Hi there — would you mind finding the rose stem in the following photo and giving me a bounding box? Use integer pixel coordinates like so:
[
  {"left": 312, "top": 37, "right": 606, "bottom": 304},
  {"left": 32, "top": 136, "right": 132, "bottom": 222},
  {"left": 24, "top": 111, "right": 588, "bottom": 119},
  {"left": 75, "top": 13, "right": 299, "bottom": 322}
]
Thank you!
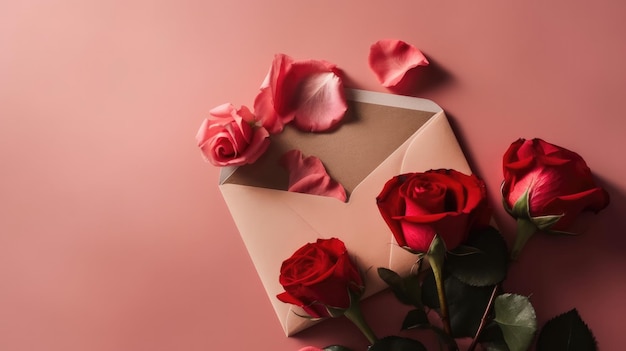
[
  {"left": 467, "top": 284, "right": 499, "bottom": 351},
  {"left": 429, "top": 259, "right": 453, "bottom": 336},
  {"left": 343, "top": 301, "right": 378, "bottom": 345},
  {"left": 510, "top": 218, "right": 537, "bottom": 260},
  {"left": 427, "top": 236, "right": 453, "bottom": 337}
]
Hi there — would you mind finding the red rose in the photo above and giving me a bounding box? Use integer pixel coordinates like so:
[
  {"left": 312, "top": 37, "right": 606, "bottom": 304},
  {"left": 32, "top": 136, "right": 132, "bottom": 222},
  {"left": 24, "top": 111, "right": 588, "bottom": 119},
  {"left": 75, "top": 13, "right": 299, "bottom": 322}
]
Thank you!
[
  {"left": 502, "top": 138, "right": 609, "bottom": 231},
  {"left": 277, "top": 238, "right": 363, "bottom": 318},
  {"left": 196, "top": 103, "right": 270, "bottom": 167},
  {"left": 376, "top": 169, "right": 490, "bottom": 253}
]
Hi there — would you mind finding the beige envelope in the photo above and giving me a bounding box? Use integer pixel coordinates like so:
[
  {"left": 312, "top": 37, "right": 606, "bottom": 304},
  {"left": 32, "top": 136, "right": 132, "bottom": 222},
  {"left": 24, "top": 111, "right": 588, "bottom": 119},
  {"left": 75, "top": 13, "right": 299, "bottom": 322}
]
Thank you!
[{"left": 218, "top": 89, "right": 471, "bottom": 336}]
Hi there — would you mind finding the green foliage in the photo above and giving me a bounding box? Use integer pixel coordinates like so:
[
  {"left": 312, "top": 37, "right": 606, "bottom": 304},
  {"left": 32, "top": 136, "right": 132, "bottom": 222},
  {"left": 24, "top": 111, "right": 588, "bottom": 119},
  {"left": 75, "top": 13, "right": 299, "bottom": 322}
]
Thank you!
[
  {"left": 377, "top": 267, "right": 422, "bottom": 308},
  {"left": 478, "top": 322, "right": 511, "bottom": 351},
  {"left": 448, "top": 226, "right": 509, "bottom": 286},
  {"left": 323, "top": 346, "right": 354, "bottom": 351},
  {"left": 368, "top": 336, "right": 426, "bottom": 351},
  {"left": 422, "top": 271, "right": 495, "bottom": 337},
  {"left": 493, "top": 294, "right": 537, "bottom": 351},
  {"left": 404, "top": 321, "right": 458, "bottom": 351},
  {"left": 536, "top": 309, "right": 597, "bottom": 351},
  {"left": 401, "top": 308, "right": 429, "bottom": 330},
  {"left": 483, "top": 343, "right": 511, "bottom": 351}
]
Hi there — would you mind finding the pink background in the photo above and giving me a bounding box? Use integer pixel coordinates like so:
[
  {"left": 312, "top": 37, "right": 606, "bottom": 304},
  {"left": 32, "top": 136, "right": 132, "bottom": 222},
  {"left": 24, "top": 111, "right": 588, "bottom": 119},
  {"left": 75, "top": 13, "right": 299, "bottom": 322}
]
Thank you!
[{"left": 2, "top": 1, "right": 625, "bottom": 350}]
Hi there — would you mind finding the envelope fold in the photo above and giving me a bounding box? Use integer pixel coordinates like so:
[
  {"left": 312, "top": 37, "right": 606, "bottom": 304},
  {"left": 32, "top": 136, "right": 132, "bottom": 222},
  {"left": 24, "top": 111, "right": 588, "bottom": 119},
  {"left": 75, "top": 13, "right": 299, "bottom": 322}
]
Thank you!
[{"left": 218, "top": 89, "right": 472, "bottom": 336}]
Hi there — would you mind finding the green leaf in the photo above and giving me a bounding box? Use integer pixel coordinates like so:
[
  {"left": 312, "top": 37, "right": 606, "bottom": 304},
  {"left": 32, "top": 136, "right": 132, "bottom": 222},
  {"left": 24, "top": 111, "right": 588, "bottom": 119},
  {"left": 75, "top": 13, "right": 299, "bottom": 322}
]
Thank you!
[
  {"left": 448, "top": 245, "right": 483, "bottom": 256},
  {"left": 484, "top": 343, "right": 511, "bottom": 351},
  {"left": 422, "top": 271, "right": 494, "bottom": 337},
  {"left": 377, "top": 267, "right": 422, "bottom": 307},
  {"left": 378, "top": 267, "right": 405, "bottom": 297},
  {"left": 493, "top": 294, "right": 537, "bottom": 351},
  {"left": 414, "top": 323, "right": 459, "bottom": 351},
  {"left": 448, "top": 226, "right": 509, "bottom": 286},
  {"left": 536, "top": 309, "right": 597, "bottom": 351},
  {"left": 324, "top": 346, "right": 354, "bottom": 351},
  {"left": 478, "top": 323, "right": 511, "bottom": 351},
  {"left": 369, "top": 336, "right": 427, "bottom": 351},
  {"left": 400, "top": 311, "right": 458, "bottom": 351},
  {"left": 401, "top": 308, "right": 429, "bottom": 330}
]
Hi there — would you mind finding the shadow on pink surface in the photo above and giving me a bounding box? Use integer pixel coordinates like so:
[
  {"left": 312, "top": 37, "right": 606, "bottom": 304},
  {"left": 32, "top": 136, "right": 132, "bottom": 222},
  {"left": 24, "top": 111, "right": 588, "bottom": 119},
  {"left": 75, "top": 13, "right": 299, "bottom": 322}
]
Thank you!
[{"left": 387, "top": 56, "right": 455, "bottom": 97}]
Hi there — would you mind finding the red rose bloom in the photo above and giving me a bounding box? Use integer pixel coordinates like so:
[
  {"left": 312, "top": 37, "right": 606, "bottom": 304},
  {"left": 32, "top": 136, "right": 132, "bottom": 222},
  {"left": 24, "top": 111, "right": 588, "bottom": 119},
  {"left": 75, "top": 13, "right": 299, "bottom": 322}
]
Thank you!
[
  {"left": 376, "top": 169, "right": 490, "bottom": 253},
  {"left": 277, "top": 238, "right": 363, "bottom": 318},
  {"left": 502, "top": 138, "right": 609, "bottom": 230}
]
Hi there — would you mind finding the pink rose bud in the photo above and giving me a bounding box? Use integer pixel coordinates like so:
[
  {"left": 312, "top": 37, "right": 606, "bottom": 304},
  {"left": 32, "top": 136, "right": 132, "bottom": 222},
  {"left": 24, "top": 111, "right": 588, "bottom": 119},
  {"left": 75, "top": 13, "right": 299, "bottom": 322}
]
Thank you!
[{"left": 196, "top": 103, "right": 270, "bottom": 167}]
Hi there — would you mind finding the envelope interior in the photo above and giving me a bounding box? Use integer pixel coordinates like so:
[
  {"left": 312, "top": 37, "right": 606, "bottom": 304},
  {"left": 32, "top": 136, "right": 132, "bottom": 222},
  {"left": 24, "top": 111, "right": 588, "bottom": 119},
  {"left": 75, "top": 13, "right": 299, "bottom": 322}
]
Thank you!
[{"left": 222, "top": 101, "right": 435, "bottom": 197}]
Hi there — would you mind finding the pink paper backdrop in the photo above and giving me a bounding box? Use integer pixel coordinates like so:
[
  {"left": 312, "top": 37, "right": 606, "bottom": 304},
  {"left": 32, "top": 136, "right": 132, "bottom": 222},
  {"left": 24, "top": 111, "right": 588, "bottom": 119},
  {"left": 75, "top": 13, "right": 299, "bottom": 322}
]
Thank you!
[{"left": 2, "top": 1, "right": 625, "bottom": 350}]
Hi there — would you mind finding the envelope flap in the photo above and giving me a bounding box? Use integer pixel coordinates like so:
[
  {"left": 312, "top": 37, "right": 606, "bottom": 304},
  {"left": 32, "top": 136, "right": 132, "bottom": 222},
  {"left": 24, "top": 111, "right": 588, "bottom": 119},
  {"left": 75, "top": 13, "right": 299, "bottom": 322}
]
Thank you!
[
  {"left": 401, "top": 111, "right": 471, "bottom": 175},
  {"left": 221, "top": 90, "right": 436, "bottom": 196}
]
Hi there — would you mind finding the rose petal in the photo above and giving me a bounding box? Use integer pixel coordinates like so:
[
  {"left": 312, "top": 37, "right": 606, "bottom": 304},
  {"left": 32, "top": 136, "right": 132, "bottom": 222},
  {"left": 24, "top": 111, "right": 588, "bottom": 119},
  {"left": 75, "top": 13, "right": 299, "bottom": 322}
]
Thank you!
[
  {"left": 253, "top": 54, "right": 295, "bottom": 133},
  {"left": 541, "top": 187, "right": 610, "bottom": 229},
  {"left": 376, "top": 175, "right": 410, "bottom": 247},
  {"left": 208, "top": 103, "right": 236, "bottom": 119},
  {"left": 254, "top": 54, "right": 347, "bottom": 133},
  {"left": 280, "top": 60, "right": 347, "bottom": 132},
  {"left": 279, "top": 150, "right": 347, "bottom": 202},
  {"left": 276, "top": 292, "right": 326, "bottom": 319},
  {"left": 368, "top": 39, "right": 429, "bottom": 88}
]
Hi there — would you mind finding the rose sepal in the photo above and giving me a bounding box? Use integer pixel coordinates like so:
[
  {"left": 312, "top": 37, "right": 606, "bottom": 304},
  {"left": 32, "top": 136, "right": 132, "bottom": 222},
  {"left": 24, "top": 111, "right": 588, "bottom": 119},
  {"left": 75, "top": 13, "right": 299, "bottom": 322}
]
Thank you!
[
  {"left": 507, "top": 185, "right": 571, "bottom": 259},
  {"left": 543, "top": 228, "right": 578, "bottom": 236},
  {"left": 503, "top": 184, "right": 563, "bottom": 224},
  {"left": 402, "top": 246, "right": 426, "bottom": 257},
  {"left": 292, "top": 310, "right": 324, "bottom": 321},
  {"left": 530, "top": 214, "right": 564, "bottom": 230},
  {"left": 509, "top": 186, "right": 531, "bottom": 219},
  {"left": 340, "top": 290, "right": 378, "bottom": 345}
]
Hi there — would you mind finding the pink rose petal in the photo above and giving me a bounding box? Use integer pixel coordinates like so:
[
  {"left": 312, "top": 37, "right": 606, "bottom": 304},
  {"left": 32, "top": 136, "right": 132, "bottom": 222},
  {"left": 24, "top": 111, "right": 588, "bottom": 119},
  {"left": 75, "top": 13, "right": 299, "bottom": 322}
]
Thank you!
[
  {"left": 368, "top": 39, "right": 429, "bottom": 87},
  {"left": 281, "top": 60, "right": 347, "bottom": 132},
  {"left": 254, "top": 54, "right": 347, "bottom": 133},
  {"left": 253, "top": 54, "right": 295, "bottom": 134},
  {"left": 279, "top": 149, "right": 347, "bottom": 202}
]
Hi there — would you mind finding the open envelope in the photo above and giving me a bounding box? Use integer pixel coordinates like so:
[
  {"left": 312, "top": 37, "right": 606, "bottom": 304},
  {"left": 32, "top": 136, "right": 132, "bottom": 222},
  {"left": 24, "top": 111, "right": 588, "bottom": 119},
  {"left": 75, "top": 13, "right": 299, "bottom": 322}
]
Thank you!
[{"left": 218, "top": 89, "right": 472, "bottom": 336}]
